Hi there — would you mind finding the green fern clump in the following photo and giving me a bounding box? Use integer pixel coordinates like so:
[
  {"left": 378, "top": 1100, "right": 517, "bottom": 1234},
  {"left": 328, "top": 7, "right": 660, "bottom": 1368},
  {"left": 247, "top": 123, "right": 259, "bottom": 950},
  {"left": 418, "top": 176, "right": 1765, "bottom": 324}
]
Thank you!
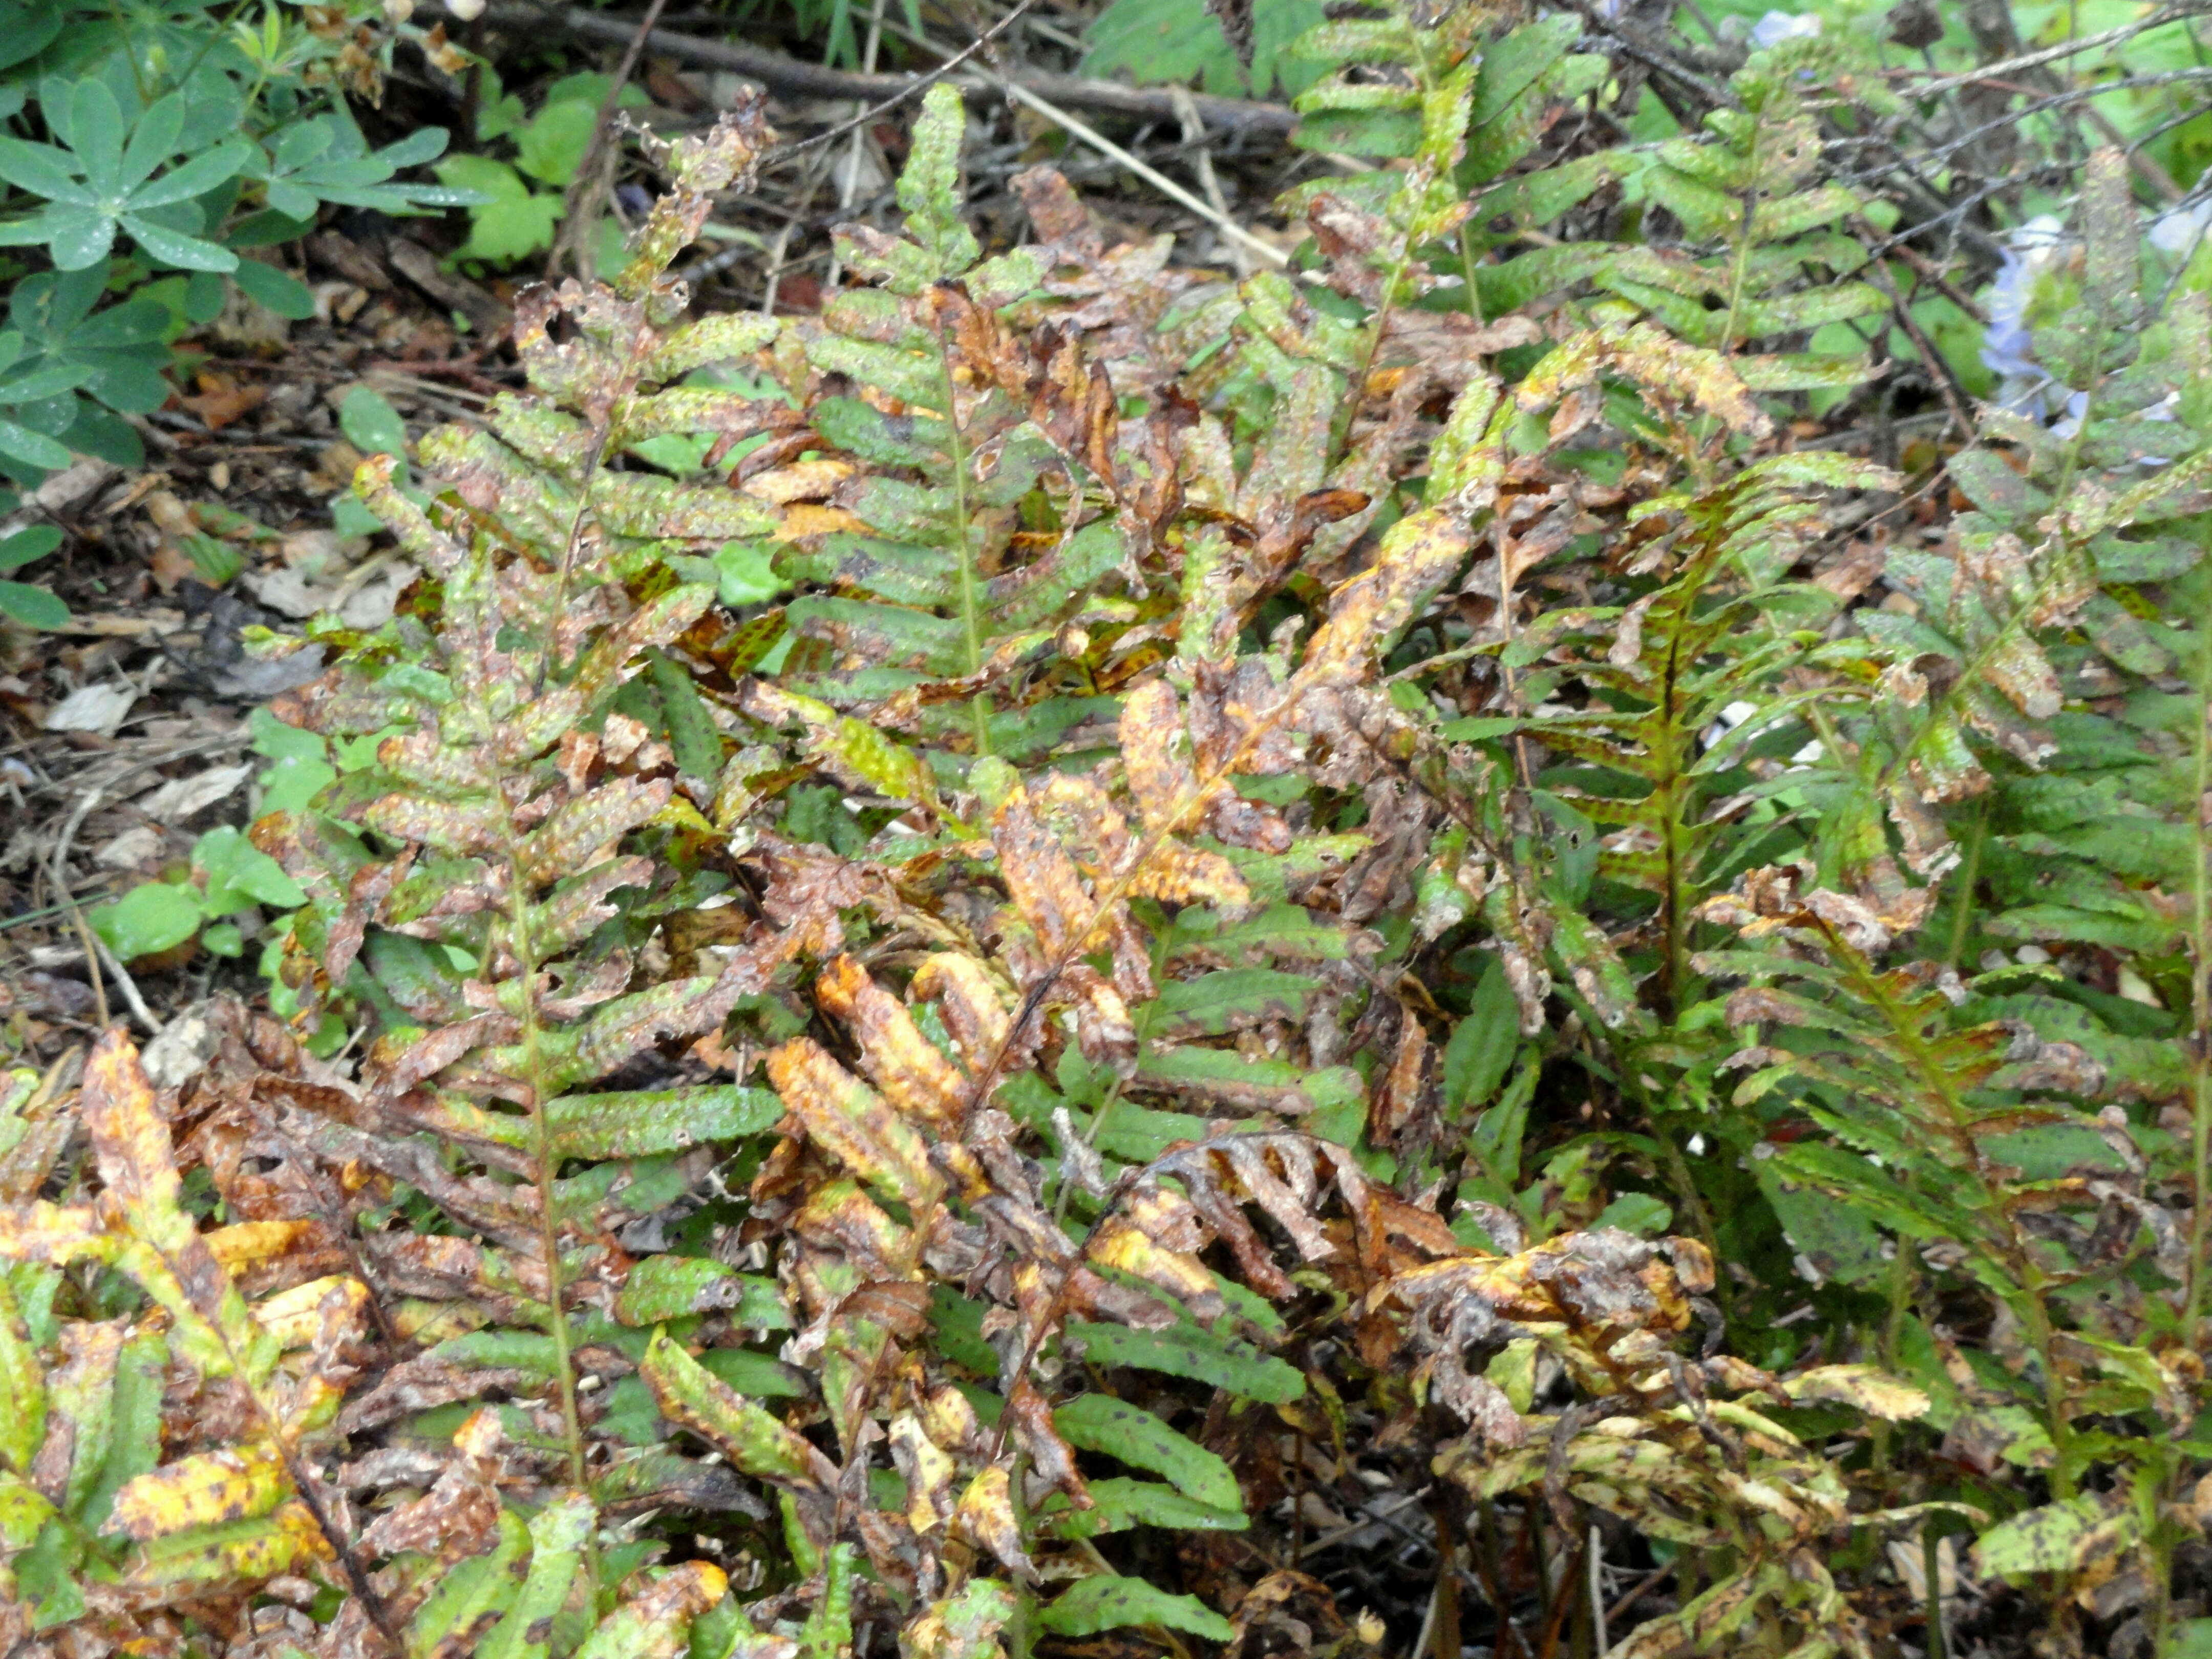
[
  {"left": 255, "top": 101, "right": 806, "bottom": 1573},
  {"left": 771, "top": 96, "right": 1142, "bottom": 770},
  {"left": 13, "top": 3, "right": 2212, "bottom": 1653},
  {"left": 1686, "top": 151, "right": 2212, "bottom": 1644}
]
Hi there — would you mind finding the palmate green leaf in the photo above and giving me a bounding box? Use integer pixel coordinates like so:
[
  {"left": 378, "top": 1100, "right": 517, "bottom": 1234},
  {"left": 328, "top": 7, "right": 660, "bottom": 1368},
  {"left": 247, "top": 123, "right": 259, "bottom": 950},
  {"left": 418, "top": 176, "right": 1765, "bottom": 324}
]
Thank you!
[
  {"left": 123, "top": 216, "right": 238, "bottom": 273},
  {"left": 0, "top": 416, "right": 77, "bottom": 471},
  {"left": 1052, "top": 1394, "right": 1242, "bottom": 1512},
  {"left": 1063, "top": 1320, "right": 1305, "bottom": 1402},
  {"left": 1038, "top": 1576, "right": 1233, "bottom": 1642}
]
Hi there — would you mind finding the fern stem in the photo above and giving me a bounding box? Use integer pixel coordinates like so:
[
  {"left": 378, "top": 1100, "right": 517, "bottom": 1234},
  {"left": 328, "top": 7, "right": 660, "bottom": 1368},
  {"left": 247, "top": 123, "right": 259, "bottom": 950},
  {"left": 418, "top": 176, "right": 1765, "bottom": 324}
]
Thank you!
[
  {"left": 2181, "top": 565, "right": 2212, "bottom": 1350},
  {"left": 1869, "top": 1227, "right": 1916, "bottom": 1475},
  {"left": 497, "top": 800, "right": 591, "bottom": 1498},
  {"left": 1941, "top": 805, "right": 1988, "bottom": 969},
  {"left": 1458, "top": 223, "right": 1486, "bottom": 327},
  {"left": 937, "top": 347, "right": 991, "bottom": 757},
  {"left": 1656, "top": 604, "right": 1694, "bottom": 1024},
  {"left": 1832, "top": 926, "right": 2077, "bottom": 1491}
]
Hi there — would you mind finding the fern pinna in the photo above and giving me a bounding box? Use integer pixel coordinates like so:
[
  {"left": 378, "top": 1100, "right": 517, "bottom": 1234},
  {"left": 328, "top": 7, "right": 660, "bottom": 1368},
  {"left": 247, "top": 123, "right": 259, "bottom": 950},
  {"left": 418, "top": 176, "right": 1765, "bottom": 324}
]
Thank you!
[{"left": 15, "top": 2, "right": 2207, "bottom": 1655}]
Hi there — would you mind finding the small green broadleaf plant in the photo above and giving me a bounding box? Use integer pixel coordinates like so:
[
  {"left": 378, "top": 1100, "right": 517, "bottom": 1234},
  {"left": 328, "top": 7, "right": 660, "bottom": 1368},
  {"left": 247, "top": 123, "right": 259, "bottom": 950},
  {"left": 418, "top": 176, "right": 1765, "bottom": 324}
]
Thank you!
[
  {"left": 0, "top": 8, "right": 479, "bottom": 482},
  {"left": 767, "top": 84, "right": 1159, "bottom": 784},
  {"left": 259, "top": 99, "right": 799, "bottom": 1533},
  {"left": 435, "top": 73, "right": 648, "bottom": 266},
  {"left": 0, "top": 522, "right": 65, "bottom": 627},
  {"left": 0, "top": 266, "right": 172, "bottom": 477},
  {"left": 1082, "top": 0, "right": 1328, "bottom": 98},
  {"left": 90, "top": 827, "right": 307, "bottom": 966}
]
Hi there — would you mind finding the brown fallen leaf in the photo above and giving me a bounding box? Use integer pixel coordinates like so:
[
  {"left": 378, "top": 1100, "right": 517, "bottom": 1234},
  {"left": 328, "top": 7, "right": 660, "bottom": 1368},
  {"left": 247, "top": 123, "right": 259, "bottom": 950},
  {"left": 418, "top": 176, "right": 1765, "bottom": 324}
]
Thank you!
[{"left": 176, "top": 372, "right": 268, "bottom": 431}]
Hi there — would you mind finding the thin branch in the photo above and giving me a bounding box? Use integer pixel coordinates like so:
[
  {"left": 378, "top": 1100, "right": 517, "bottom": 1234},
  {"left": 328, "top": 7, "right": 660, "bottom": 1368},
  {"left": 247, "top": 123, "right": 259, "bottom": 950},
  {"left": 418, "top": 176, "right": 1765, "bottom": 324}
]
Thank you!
[
  {"left": 435, "top": 1, "right": 1299, "bottom": 138},
  {"left": 771, "top": 0, "right": 1046, "bottom": 160},
  {"left": 548, "top": 0, "right": 672, "bottom": 277},
  {"left": 1900, "top": 1, "right": 2212, "bottom": 97},
  {"left": 867, "top": 12, "right": 1291, "bottom": 267},
  {"left": 1923, "top": 66, "right": 2212, "bottom": 172},
  {"left": 1556, "top": 0, "right": 1741, "bottom": 110},
  {"left": 997, "top": 79, "right": 1290, "bottom": 268}
]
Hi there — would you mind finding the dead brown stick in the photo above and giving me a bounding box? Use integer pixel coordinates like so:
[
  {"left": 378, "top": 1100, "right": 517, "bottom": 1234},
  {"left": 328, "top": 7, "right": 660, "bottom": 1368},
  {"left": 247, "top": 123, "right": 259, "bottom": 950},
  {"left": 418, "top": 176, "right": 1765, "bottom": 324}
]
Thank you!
[
  {"left": 548, "top": 0, "right": 671, "bottom": 278},
  {"left": 439, "top": 1, "right": 1299, "bottom": 139}
]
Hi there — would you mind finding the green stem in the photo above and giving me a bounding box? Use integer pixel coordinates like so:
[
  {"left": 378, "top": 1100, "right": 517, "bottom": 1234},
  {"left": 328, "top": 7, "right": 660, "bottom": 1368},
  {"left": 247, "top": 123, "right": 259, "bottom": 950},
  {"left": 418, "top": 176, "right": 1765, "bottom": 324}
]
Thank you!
[
  {"left": 1657, "top": 622, "right": 1695, "bottom": 1024},
  {"left": 497, "top": 806, "right": 589, "bottom": 1497},
  {"left": 1923, "top": 1525, "right": 1948, "bottom": 1659},
  {"left": 2182, "top": 583, "right": 2212, "bottom": 1348},
  {"left": 1943, "top": 806, "right": 1989, "bottom": 969},
  {"left": 1459, "top": 222, "right": 1487, "bottom": 326},
  {"left": 1838, "top": 931, "right": 2074, "bottom": 1484},
  {"left": 1870, "top": 1231, "right": 1916, "bottom": 1475},
  {"left": 937, "top": 349, "right": 990, "bottom": 757}
]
